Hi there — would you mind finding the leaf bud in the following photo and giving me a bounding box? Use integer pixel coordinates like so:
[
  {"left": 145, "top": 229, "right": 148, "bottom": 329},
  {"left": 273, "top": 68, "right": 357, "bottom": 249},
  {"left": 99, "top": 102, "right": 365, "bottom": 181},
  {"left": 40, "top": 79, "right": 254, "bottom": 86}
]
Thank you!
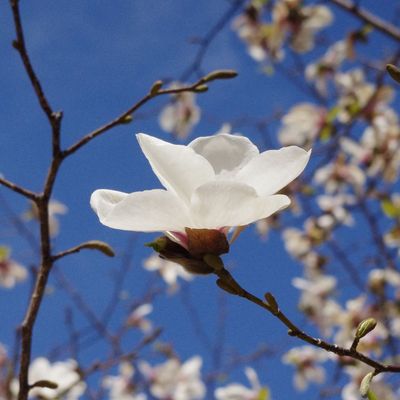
[
  {"left": 202, "top": 69, "right": 238, "bottom": 83},
  {"left": 355, "top": 318, "right": 377, "bottom": 339},
  {"left": 119, "top": 115, "right": 133, "bottom": 124},
  {"left": 264, "top": 292, "right": 279, "bottom": 314},
  {"left": 386, "top": 64, "right": 400, "bottom": 84},
  {"left": 150, "top": 80, "right": 164, "bottom": 95},
  {"left": 145, "top": 237, "right": 168, "bottom": 253},
  {"left": 31, "top": 380, "right": 58, "bottom": 390},
  {"left": 79, "top": 240, "right": 115, "bottom": 257},
  {"left": 193, "top": 84, "right": 208, "bottom": 93},
  {"left": 359, "top": 371, "right": 374, "bottom": 398}
]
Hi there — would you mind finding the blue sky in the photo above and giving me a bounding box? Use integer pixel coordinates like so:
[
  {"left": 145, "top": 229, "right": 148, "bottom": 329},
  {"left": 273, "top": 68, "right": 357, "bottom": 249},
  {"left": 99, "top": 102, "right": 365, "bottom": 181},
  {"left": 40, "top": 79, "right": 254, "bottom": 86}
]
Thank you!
[{"left": 1, "top": 0, "right": 399, "bottom": 399}]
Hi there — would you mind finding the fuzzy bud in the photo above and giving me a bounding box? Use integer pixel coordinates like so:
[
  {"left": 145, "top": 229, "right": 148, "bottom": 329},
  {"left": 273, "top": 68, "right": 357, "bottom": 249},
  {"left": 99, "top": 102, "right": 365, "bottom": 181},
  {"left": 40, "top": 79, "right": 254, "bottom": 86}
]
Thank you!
[{"left": 355, "top": 318, "right": 377, "bottom": 339}]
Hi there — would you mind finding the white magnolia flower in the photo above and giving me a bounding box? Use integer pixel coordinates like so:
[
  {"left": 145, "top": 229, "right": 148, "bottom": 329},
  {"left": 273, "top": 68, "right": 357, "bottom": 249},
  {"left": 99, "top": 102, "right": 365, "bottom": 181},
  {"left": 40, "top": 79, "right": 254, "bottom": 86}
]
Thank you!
[
  {"left": 278, "top": 103, "right": 327, "bottom": 146},
  {"left": 91, "top": 133, "right": 310, "bottom": 245},
  {"left": 11, "top": 358, "right": 85, "bottom": 399},
  {"left": 139, "top": 356, "right": 205, "bottom": 400},
  {"left": 103, "top": 363, "right": 147, "bottom": 400},
  {"left": 143, "top": 254, "right": 192, "bottom": 292},
  {"left": 283, "top": 346, "right": 330, "bottom": 391},
  {"left": 0, "top": 246, "right": 27, "bottom": 289},
  {"left": 159, "top": 85, "right": 200, "bottom": 139},
  {"left": 24, "top": 200, "right": 67, "bottom": 237},
  {"left": 305, "top": 40, "right": 348, "bottom": 95},
  {"left": 126, "top": 303, "right": 153, "bottom": 332},
  {"left": 316, "top": 193, "right": 355, "bottom": 228},
  {"left": 215, "top": 367, "right": 269, "bottom": 400}
]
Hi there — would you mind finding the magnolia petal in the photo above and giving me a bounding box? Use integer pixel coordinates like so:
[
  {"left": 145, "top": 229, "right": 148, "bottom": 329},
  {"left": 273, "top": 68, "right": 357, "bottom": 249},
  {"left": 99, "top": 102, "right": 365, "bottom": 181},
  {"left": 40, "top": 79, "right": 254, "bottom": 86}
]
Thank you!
[
  {"left": 137, "top": 133, "right": 214, "bottom": 203},
  {"left": 236, "top": 146, "right": 311, "bottom": 196},
  {"left": 91, "top": 189, "right": 190, "bottom": 232},
  {"left": 190, "top": 181, "right": 290, "bottom": 228},
  {"left": 189, "top": 133, "right": 259, "bottom": 175}
]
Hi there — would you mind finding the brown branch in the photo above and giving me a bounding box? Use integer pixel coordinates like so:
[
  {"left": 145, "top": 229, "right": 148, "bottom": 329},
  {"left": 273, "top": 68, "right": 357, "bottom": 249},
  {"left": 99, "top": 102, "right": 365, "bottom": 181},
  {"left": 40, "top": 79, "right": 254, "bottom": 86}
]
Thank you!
[
  {"left": 214, "top": 267, "right": 400, "bottom": 375},
  {"left": 0, "top": 177, "right": 37, "bottom": 200},
  {"left": 63, "top": 80, "right": 219, "bottom": 158},
  {"left": 18, "top": 198, "right": 53, "bottom": 400},
  {"left": 329, "top": 0, "right": 400, "bottom": 43},
  {"left": 9, "top": 0, "right": 57, "bottom": 124}
]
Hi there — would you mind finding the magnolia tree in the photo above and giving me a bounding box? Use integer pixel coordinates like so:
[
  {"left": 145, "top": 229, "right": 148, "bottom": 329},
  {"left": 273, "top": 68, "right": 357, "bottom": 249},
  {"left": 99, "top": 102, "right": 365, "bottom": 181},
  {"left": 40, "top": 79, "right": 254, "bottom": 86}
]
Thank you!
[{"left": 1, "top": 0, "right": 400, "bottom": 399}]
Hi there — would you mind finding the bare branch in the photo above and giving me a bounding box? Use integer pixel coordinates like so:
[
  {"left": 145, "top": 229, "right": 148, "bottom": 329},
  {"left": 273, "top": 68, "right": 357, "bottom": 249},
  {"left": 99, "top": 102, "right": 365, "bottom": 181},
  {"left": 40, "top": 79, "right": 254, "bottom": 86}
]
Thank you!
[
  {"left": 0, "top": 177, "right": 38, "bottom": 200},
  {"left": 63, "top": 77, "right": 231, "bottom": 157},
  {"left": 214, "top": 267, "right": 400, "bottom": 375},
  {"left": 9, "top": 0, "right": 55, "bottom": 122},
  {"left": 329, "top": 0, "right": 400, "bottom": 42}
]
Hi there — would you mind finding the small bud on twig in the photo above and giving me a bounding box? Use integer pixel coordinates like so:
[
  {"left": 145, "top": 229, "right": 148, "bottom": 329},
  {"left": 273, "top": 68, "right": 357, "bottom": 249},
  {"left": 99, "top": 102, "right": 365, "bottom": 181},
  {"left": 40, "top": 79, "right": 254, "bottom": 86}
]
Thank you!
[
  {"left": 150, "top": 80, "right": 164, "bottom": 95},
  {"left": 145, "top": 237, "right": 168, "bottom": 253},
  {"left": 359, "top": 371, "right": 374, "bottom": 398},
  {"left": 202, "top": 69, "right": 238, "bottom": 83},
  {"left": 30, "top": 380, "right": 58, "bottom": 390},
  {"left": 193, "top": 84, "right": 208, "bottom": 93},
  {"left": 78, "top": 240, "right": 115, "bottom": 257},
  {"left": 386, "top": 64, "right": 400, "bottom": 84},
  {"left": 119, "top": 115, "right": 133, "bottom": 124},
  {"left": 264, "top": 292, "right": 279, "bottom": 315},
  {"left": 355, "top": 318, "right": 377, "bottom": 339}
]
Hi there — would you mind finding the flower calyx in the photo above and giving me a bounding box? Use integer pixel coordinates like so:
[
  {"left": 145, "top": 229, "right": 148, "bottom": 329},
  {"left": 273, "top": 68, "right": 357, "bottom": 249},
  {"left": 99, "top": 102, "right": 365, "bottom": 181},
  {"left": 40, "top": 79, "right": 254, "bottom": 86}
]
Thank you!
[{"left": 146, "top": 228, "right": 229, "bottom": 275}]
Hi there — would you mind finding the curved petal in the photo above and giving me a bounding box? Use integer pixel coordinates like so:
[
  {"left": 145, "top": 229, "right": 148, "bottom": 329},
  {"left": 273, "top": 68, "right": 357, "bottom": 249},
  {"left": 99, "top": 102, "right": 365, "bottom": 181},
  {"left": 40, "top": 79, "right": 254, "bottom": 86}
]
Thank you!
[
  {"left": 90, "top": 189, "right": 191, "bottom": 232},
  {"left": 236, "top": 146, "right": 311, "bottom": 196},
  {"left": 189, "top": 133, "right": 259, "bottom": 175},
  {"left": 190, "top": 181, "right": 290, "bottom": 228},
  {"left": 137, "top": 133, "right": 215, "bottom": 203}
]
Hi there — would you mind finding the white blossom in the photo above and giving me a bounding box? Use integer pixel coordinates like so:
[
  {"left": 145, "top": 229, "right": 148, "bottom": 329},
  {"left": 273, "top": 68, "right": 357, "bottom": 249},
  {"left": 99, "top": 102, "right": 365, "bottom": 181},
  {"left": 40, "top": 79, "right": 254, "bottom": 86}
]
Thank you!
[
  {"left": 103, "top": 363, "right": 146, "bottom": 400},
  {"left": 91, "top": 133, "right": 310, "bottom": 244},
  {"left": 24, "top": 200, "right": 67, "bottom": 237},
  {"left": 282, "top": 346, "right": 330, "bottom": 391},
  {"left": 159, "top": 84, "right": 200, "bottom": 139},
  {"left": 139, "top": 356, "right": 205, "bottom": 400},
  {"left": 0, "top": 246, "right": 27, "bottom": 289},
  {"left": 11, "top": 358, "right": 85, "bottom": 399},
  {"left": 215, "top": 367, "right": 269, "bottom": 400},
  {"left": 126, "top": 303, "right": 153, "bottom": 332},
  {"left": 279, "top": 103, "right": 327, "bottom": 147}
]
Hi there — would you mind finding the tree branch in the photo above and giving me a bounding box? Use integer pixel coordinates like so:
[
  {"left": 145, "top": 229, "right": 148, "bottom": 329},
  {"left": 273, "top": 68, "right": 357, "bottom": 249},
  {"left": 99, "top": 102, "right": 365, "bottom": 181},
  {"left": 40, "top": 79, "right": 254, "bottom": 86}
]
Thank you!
[
  {"left": 0, "top": 177, "right": 38, "bottom": 200},
  {"left": 329, "top": 0, "right": 400, "bottom": 43},
  {"left": 214, "top": 267, "right": 400, "bottom": 375},
  {"left": 9, "top": 0, "right": 55, "bottom": 123}
]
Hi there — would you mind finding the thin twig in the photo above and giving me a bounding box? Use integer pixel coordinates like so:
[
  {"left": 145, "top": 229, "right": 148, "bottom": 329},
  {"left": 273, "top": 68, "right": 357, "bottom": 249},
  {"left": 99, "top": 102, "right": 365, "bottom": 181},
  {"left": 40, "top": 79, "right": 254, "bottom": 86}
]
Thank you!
[
  {"left": 63, "top": 82, "right": 215, "bottom": 157},
  {"left": 214, "top": 267, "right": 400, "bottom": 374},
  {"left": 0, "top": 177, "right": 37, "bottom": 201},
  {"left": 329, "top": 0, "right": 400, "bottom": 43}
]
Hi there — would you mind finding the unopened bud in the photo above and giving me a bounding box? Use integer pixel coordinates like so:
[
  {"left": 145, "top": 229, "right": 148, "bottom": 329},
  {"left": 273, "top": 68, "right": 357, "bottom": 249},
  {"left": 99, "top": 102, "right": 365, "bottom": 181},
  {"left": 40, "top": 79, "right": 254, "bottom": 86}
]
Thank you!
[
  {"left": 119, "top": 115, "right": 133, "bottom": 124},
  {"left": 145, "top": 237, "right": 168, "bottom": 253},
  {"left": 80, "top": 240, "right": 115, "bottom": 257},
  {"left": 387, "top": 64, "right": 400, "bottom": 84},
  {"left": 264, "top": 292, "right": 279, "bottom": 314},
  {"left": 194, "top": 84, "right": 208, "bottom": 93},
  {"left": 150, "top": 80, "right": 164, "bottom": 95},
  {"left": 31, "top": 380, "right": 58, "bottom": 390},
  {"left": 359, "top": 372, "right": 374, "bottom": 398},
  {"left": 355, "top": 318, "right": 377, "bottom": 339},
  {"left": 202, "top": 69, "right": 238, "bottom": 83}
]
